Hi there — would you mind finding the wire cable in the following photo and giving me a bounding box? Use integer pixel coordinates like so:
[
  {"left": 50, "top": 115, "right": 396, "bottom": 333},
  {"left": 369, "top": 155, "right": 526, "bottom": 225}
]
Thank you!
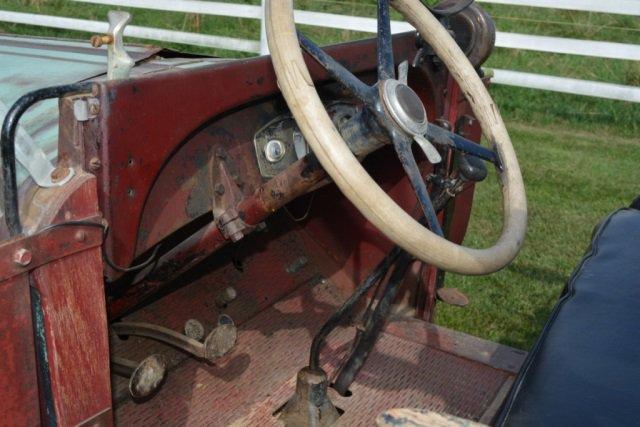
[{"left": 37, "top": 219, "right": 161, "bottom": 273}]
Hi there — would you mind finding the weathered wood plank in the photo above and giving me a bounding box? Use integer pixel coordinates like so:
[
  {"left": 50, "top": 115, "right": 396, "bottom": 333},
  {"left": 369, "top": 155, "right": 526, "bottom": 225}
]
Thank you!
[
  {"left": 0, "top": 274, "right": 41, "bottom": 426},
  {"left": 32, "top": 247, "right": 112, "bottom": 425}
]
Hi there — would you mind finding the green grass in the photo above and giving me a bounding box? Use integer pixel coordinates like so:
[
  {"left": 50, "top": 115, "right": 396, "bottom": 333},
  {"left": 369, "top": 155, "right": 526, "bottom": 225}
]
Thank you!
[
  {"left": 439, "top": 123, "right": 640, "bottom": 349},
  {"left": 1, "top": 0, "right": 638, "bottom": 350}
]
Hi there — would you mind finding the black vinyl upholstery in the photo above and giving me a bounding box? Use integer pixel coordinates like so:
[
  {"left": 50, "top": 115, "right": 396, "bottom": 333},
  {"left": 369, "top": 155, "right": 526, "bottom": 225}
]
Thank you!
[{"left": 497, "top": 207, "right": 640, "bottom": 426}]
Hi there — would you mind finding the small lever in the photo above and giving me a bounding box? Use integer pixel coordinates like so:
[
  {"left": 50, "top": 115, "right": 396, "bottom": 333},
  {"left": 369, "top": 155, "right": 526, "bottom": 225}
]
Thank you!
[
  {"left": 414, "top": 134, "right": 442, "bottom": 164},
  {"left": 91, "top": 11, "right": 134, "bottom": 80},
  {"left": 398, "top": 60, "right": 409, "bottom": 85}
]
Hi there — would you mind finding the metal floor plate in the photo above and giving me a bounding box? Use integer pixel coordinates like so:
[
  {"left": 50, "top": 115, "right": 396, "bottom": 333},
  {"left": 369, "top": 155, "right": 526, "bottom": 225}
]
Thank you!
[{"left": 113, "top": 279, "right": 513, "bottom": 426}]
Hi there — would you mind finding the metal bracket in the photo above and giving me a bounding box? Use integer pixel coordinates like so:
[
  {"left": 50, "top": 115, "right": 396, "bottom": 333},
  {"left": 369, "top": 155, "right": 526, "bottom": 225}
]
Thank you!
[
  {"left": 211, "top": 151, "right": 254, "bottom": 242},
  {"left": 0, "top": 220, "right": 103, "bottom": 282},
  {"left": 73, "top": 98, "right": 100, "bottom": 122},
  {"left": 0, "top": 100, "right": 74, "bottom": 188},
  {"left": 252, "top": 102, "right": 358, "bottom": 178},
  {"left": 253, "top": 115, "right": 304, "bottom": 179}
]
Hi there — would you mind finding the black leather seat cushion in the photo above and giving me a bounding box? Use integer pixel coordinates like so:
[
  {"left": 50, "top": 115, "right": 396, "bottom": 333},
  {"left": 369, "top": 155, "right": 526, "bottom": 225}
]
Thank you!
[{"left": 498, "top": 207, "right": 640, "bottom": 426}]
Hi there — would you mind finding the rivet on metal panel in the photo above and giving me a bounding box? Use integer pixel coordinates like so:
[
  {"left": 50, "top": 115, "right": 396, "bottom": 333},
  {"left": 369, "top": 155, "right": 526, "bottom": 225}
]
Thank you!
[
  {"left": 89, "top": 157, "right": 102, "bottom": 171},
  {"left": 75, "top": 230, "right": 87, "bottom": 243},
  {"left": 215, "top": 287, "right": 238, "bottom": 308},
  {"left": 286, "top": 256, "right": 309, "bottom": 274},
  {"left": 13, "top": 248, "right": 32, "bottom": 267}
]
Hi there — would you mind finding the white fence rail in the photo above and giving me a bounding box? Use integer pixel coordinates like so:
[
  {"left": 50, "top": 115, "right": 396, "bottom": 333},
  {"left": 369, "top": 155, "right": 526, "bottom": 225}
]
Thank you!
[
  {"left": 479, "top": 0, "right": 640, "bottom": 16},
  {"left": 0, "top": 10, "right": 259, "bottom": 52},
  {"left": 1, "top": 0, "right": 638, "bottom": 102}
]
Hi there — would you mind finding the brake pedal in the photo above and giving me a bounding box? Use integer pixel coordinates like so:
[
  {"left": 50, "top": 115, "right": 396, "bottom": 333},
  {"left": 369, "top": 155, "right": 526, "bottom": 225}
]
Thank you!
[
  {"left": 436, "top": 287, "right": 469, "bottom": 307},
  {"left": 112, "top": 314, "right": 237, "bottom": 363},
  {"left": 203, "top": 314, "right": 237, "bottom": 360},
  {"left": 111, "top": 354, "right": 167, "bottom": 400}
]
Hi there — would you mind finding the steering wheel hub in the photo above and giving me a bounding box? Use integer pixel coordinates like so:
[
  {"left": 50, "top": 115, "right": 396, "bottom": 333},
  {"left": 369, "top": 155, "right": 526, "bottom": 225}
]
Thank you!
[{"left": 381, "top": 79, "right": 428, "bottom": 136}]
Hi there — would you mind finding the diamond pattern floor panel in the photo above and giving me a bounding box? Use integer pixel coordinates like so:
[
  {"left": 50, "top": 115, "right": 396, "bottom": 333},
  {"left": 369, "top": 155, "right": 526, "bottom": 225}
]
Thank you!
[{"left": 114, "top": 279, "right": 511, "bottom": 426}]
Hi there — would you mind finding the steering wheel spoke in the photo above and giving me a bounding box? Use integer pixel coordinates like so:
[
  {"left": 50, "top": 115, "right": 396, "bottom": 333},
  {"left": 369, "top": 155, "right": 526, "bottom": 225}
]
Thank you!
[
  {"left": 393, "top": 136, "right": 444, "bottom": 237},
  {"left": 377, "top": 0, "right": 395, "bottom": 81},
  {"left": 425, "top": 122, "right": 500, "bottom": 167},
  {"left": 298, "top": 32, "right": 376, "bottom": 106}
]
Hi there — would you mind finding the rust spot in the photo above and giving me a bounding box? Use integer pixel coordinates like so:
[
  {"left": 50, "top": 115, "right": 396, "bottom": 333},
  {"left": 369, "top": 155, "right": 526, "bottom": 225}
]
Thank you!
[
  {"left": 270, "top": 189, "right": 285, "bottom": 200},
  {"left": 90, "top": 34, "right": 113, "bottom": 48},
  {"left": 300, "top": 155, "right": 322, "bottom": 179}
]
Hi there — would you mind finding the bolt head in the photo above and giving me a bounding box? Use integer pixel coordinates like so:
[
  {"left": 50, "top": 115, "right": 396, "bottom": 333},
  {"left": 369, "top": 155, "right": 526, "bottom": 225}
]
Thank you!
[
  {"left": 13, "top": 248, "right": 32, "bottom": 267},
  {"left": 75, "top": 230, "right": 86, "bottom": 242},
  {"left": 90, "top": 35, "right": 103, "bottom": 48},
  {"left": 90, "top": 34, "right": 113, "bottom": 48},
  {"left": 435, "top": 118, "right": 452, "bottom": 131},
  {"left": 89, "top": 157, "right": 102, "bottom": 171},
  {"left": 214, "top": 183, "right": 225, "bottom": 195},
  {"left": 230, "top": 232, "right": 244, "bottom": 242}
]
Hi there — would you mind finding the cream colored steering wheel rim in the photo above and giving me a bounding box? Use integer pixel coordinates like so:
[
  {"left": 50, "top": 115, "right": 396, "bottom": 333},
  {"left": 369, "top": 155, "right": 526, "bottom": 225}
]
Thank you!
[{"left": 266, "top": 0, "right": 527, "bottom": 275}]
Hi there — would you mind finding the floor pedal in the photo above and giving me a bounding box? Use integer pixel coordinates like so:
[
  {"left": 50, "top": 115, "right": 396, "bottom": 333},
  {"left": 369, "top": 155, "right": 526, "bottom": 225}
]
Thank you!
[{"left": 437, "top": 287, "right": 469, "bottom": 307}]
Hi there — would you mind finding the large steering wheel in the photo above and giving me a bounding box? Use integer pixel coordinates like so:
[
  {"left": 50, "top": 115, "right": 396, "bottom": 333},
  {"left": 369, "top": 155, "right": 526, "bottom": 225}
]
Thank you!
[{"left": 266, "top": 0, "right": 527, "bottom": 275}]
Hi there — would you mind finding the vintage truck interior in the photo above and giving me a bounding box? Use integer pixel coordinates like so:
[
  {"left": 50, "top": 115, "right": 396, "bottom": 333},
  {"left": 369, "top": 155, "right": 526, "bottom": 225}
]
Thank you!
[{"left": 1, "top": 0, "right": 638, "bottom": 426}]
